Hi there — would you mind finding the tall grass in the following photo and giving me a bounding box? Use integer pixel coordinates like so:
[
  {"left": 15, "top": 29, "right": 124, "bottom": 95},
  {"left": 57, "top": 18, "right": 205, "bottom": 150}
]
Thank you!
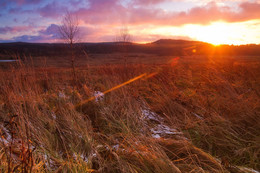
[{"left": 0, "top": 56, "right": 259, "bottom": 172}]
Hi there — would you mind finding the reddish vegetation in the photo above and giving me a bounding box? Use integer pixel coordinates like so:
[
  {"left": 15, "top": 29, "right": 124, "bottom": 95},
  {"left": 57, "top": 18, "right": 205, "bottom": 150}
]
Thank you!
[{"left": 0, "top": 53, "right": 259, "bottom": 172}]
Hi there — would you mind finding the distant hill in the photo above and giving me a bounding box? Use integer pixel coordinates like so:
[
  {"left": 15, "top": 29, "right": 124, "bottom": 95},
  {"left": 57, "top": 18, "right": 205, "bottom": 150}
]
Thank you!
[
  {"left": 0, "top": 39, "right": 260, "bottom": 57},
  {"left": 151, "top": 39, "right": 204, "bottom": 45}
]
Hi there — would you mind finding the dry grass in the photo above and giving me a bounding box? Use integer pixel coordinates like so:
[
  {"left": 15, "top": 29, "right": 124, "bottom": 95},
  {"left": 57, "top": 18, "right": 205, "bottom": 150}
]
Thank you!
[{"left": 0, "top": 55, "right": 259, "bottom": 172}]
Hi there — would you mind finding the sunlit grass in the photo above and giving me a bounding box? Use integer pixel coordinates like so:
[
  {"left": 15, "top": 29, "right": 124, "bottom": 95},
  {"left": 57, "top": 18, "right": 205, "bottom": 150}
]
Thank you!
[{"left": 0, "top": 55, "right": 259, "bottom": 172}]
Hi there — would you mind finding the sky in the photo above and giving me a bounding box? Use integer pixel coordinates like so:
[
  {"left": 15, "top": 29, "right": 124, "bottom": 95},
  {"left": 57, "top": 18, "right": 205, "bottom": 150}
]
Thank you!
[{"left": 0, "top": 0, "right": 260, "bottom": 45}]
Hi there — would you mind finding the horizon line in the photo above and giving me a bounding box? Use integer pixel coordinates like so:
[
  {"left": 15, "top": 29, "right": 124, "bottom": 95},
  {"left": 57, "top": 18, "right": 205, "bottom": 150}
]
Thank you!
[{"left": 1, "top": 39, "right": 260, "bottom": 46}]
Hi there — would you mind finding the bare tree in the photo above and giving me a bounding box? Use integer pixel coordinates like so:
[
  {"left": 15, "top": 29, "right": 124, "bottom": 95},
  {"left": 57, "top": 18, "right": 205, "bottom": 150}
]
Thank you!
[
  {"left": 58, "top": 11, "right": 79, "bottom": 85},
  {"left": 115, "top": 26, "right": 132, "bottom": 65},
  {"left": 116, "top": 26, "right": 131, "bottom": 43}
]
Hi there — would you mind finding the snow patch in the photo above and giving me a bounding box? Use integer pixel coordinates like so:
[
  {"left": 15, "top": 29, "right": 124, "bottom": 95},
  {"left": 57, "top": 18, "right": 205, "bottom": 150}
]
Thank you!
[
  {"left": 94, "top": 91, "right": 104, "bottom": 102},
  {"left": 112, "top": 144, "right": 119, "bottom": 151},
  {"left": 58, "top": 92, "right": 66, "bottom": 99},
  {"left": 152, "top": 134, "right": 161, "bottom": 139},
  {"left": 192, "top": 112, "right": 203, "bottom": 120},
  {"left": 0, "top": 60, "right": 19, "bottom": 62},
  {"left": 0, "top": 124, "right": 13, "bottom": 145},
  {"left": 151, "top": 124, "right": 183, "bottom": 136},
  {"left": 51, "top": 111, "right": 57, "bottom": 120},
  {"left": 237, "top": 167, "right": 260, "bottom": 173},
  {"left": 141, "top": 109, "right": 163, "bottom": 123},
  {"left": 140, "top": 103, "right": 186, "bottom": 140}
]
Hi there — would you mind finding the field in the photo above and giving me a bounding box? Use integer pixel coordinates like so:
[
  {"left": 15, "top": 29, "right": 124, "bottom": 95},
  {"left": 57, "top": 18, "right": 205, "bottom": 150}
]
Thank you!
[{"left": 0, "top": 51, "right": 260, "bottom": 172}]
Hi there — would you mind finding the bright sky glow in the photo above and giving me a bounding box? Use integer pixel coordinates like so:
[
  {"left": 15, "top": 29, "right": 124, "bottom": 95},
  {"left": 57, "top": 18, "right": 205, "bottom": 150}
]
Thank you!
[{"left": 0, "top": 0, "right": 260, "bottom": 45}]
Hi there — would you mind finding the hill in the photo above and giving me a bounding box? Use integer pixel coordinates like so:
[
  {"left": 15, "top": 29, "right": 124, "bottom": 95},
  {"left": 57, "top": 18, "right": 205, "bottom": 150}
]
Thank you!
[{"left": 1, "top": 39, "right": 260, "bottom": 58}]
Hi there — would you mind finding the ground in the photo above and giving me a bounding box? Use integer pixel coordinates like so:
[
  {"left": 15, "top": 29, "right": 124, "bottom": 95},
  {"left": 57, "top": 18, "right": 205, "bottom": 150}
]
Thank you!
[{"left": 0, "top": 53, "right": 259, "bottom": 172}]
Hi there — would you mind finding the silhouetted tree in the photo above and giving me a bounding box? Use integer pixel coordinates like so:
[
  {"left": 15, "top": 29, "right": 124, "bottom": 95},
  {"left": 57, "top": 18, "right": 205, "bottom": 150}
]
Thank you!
[
  {"left": 116, "top": 26, "right": 131, "bottom": 43},
  {"left": 115, "top": 26, "right": 132, "bottom": 65},
  {"left": 58, "top": 11, "right": 79, "bottom": 86}
]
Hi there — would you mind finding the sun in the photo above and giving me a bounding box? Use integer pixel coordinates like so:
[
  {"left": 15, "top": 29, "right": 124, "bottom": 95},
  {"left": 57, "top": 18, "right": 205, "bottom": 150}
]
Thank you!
[
  {"left": 200, "top": 22, "right": 234, "bottom": 45},
  {"left": 185, "top": 21, "right": 246, "bottom": 45}
]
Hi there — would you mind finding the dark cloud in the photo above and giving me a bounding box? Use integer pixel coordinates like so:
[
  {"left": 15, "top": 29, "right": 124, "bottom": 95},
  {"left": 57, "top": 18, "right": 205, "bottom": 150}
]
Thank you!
[
  {"left": 0, "top": 27, "right": 12, "bottom": 34},
  {"left": 39, "top": 24, "right": 59, "bottom": 38},
  {"left": 0, "top": 0, "right": 9, "bottom": 8},
  {"left": 0, "top": 0, "right": 44, "bottom": 10},
  {"left": 69, "top": 0, "right": 82, "bottom": 7},
  {"left": 9, "top": 7, "right": 22, "bottom": 14},
  {"left": 134, "top": 34, "right": 192, "bottom": 43},
  {"left": 38, "top": 1, "right": 67, "bottom": 18},
  {"left": 12, "top": 34, "right": 44, "bottom": 42},
  {"left": 7, "top": 24, "right": 60, "bottom": 42}
]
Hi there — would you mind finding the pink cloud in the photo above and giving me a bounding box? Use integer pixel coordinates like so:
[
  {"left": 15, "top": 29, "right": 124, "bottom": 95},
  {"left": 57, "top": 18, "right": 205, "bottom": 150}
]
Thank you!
[
  {"left": 12, "top": 0, "right": 43, "bottom": 5},
  {"left": 33, "top": 1, "right": 260, "bottom": 26},
  {"left": 74, "top": 0, "right": 126, "bottom": 24},
  {"left": 127, "top": 1, "right": 260, "bottom": 25},
  {"left": 2, "top": 0, "right": 260, "bottom": 43},
  {"left": 132, "top": 0, "right": 168, "bottom": 5},
  {"left": 68, "top": 1, "right": 260, "bottom": 27},
  {"left": 0, "top": 26, "right": 32, "bottom": 34},
  {"left": 238, "top": 2, "right": 260, "bottom": 20}
]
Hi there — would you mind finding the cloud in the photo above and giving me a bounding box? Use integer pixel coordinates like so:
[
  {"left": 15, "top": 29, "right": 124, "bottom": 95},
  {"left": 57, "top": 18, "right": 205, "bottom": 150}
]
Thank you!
[
  {"left": 6, "top": 24, "right": 59, "bottom": 42},
  {"left": 238, "top": 2, "right": 260, "bottom": 20},
  {"left": 69, "top": 0, "right": 82, "bottom": 7},
  {"left": 0, "top": 1, "right": 8, "bottom": 7},
  {"left": 74, "top": 0, "right": 126, "bottom": 24},
  {"left": 1, "top": 0, "right": 260, "bottom": 43},
  {"left": 132, "top": 0, "right": 168, "bottom": 5},
  {"left": 38, "top": 1, "right": 67, "bottom": 18},
  {"left": 0, "top": 26, "right": 31, "bottom": 34},
  {"left": 39, "top": 24, "right": 59, "bottom": 38},
  {"left": 0, "top": 27, "right": 11, "bottom": 34},
  {"left": 12, "top": 34, "right": 44, "bottom": 42},
  {"left": 10, "top": 0, "right": 43, "bottom": 5},
  {"left": 0, "top": 0, "right": 43, "bottom": 10},
  {"left": 5, "top": 23, "right": 100, "bottom": 42},
  {"left": 64, "top": 0, "right": 260, "bottom": 27},
  {"left": 126, "top": 1, "right": 260, "bottom": 26},
  {"left": 181, "top": 1, "right": 260, "bottom": 24},
  {"left": 22, "top": 0, "right": 260, "bottom": 26},
  {"left": 134, "top": 34, "right": 192, "bottom": 43}
]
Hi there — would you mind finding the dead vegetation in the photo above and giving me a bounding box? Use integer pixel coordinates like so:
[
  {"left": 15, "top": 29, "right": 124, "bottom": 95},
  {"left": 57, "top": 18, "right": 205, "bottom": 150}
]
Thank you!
[{"left": 0, "top": 55, "right": 259, "bottom": 172}]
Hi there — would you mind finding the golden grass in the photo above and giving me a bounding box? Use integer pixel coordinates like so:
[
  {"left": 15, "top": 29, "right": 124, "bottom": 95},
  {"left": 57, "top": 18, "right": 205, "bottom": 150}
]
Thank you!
[{"left": 0, "top": 55, "right": 259, "bottom": 172}]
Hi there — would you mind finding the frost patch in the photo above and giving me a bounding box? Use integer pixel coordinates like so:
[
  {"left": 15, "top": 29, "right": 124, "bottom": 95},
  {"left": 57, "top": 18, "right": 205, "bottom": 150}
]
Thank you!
[
  {"left": 0, "top": 125, "right": 11, "bottom": 145},
  {"left": 0, "top": 60, "right": 19, "bottom": 62},
  {"left": 152, "top": 134, "right": 161, "bottom": 139},
  {"left": 237, "top": 167, "right": 260, "bottom": 173},
  {"left": 151, "top": 124, "right": 183, "bottom": 137},
  {"left": 58, "top": 91, "right": 66, "bottom": 99},
  {"left": 94, "top": 91, "right": 104, "bottom": 102},
  {"left": 141, "top": 109, "right": 163, "bottom": 123},
  {"left": 192, "top": 112, "right": 203, "bottom": 120},
  {"left": 140, "top": 103, "right": 187, "bottom": 140},
  {"left": 51, "top": 111, "right": 57, "bottom": 120},
  {"left": 112, "top": 144, "right": 119, "bottom": 151}
]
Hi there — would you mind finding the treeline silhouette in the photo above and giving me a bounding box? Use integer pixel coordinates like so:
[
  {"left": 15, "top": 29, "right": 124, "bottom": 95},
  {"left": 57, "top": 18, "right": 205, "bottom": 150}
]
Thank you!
[{"left": 1, "top": 39, "right": 260, "bottom": 58}]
